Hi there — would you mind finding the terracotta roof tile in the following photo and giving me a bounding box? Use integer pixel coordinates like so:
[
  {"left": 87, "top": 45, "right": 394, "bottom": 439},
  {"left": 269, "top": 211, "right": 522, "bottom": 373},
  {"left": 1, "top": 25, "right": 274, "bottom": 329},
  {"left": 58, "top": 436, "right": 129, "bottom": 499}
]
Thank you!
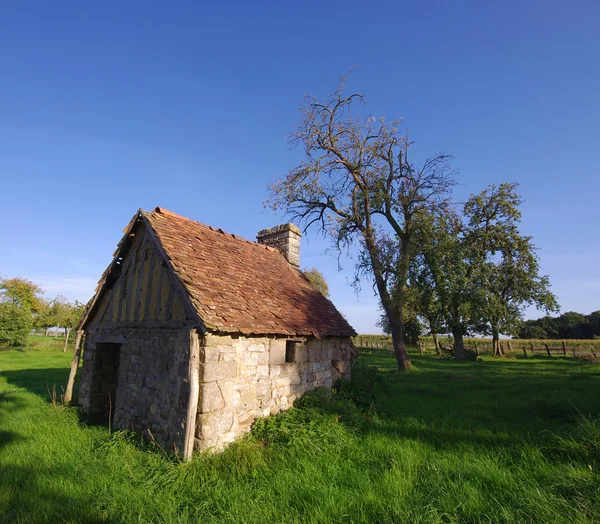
[{"left": 142, "top": 208, "right": 356, "bottom": 338}]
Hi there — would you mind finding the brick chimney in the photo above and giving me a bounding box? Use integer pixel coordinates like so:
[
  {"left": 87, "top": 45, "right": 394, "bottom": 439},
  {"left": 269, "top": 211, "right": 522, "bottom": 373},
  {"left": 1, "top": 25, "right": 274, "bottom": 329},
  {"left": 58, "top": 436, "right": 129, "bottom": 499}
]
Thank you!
[{"left": 256, "top": 224, "right": 301, "bottom": 267}]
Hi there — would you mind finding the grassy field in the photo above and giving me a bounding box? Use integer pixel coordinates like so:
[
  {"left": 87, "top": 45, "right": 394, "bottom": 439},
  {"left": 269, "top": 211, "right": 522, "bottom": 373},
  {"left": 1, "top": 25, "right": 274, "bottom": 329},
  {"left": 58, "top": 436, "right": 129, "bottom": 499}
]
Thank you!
[
  {"left": 354, "top": 334, "right": 600, "bottom": 356},
  {"left": 1, "top": 337, "right": 599, "bottom": 522}
]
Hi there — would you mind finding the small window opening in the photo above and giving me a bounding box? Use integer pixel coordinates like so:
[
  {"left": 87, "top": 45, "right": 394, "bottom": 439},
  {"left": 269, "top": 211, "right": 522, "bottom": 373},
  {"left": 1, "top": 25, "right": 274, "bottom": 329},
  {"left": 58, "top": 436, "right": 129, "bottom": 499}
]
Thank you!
[{"left": 285, "top": 340, "right": 297, "bottom": 363}]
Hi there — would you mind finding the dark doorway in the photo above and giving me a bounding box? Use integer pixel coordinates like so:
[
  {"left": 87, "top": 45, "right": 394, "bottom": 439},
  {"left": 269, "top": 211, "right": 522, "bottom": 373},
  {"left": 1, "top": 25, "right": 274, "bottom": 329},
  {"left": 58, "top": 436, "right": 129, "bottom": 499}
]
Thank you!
[{"left": 91, "top": 342, "right": 122, "bottom": 422}]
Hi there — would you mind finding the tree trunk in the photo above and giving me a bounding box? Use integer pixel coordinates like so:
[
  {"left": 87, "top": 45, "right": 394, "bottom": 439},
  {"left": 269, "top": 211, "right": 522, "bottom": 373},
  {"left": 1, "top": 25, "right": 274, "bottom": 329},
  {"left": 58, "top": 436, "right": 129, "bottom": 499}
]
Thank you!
[
  {"left": 54, "top": 326, "right": 59, "bottom": 338},
  {"left": 432, "top": 333, "right": 440, "bottom": 355},
  {"left": 64, "top": 331, "right": 84, "bottom": 404},
  {"left": 63, "top": 328, "right": 71, "bottom": 352},
  {"left": 418, "top": 340, "right": 424, "bottom": 355},
  {"left": 390, "top": 316, "right": 412, "bottom": 370},
  {"left": 452, "top": 325, "right": 467, "bottom": 361},
  {"left": 492, "top": 328, "right": 501, "bottom": 357}
]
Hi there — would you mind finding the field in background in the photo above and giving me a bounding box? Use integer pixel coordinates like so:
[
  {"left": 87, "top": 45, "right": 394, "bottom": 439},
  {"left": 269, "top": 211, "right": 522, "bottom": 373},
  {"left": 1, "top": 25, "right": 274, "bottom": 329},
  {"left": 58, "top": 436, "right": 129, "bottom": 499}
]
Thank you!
[
  {"left": 1, "top": 337, "right": 599, "bottom": 522},
  {"left": 354, "top": 334, "right": 600, "bottom": 357}
]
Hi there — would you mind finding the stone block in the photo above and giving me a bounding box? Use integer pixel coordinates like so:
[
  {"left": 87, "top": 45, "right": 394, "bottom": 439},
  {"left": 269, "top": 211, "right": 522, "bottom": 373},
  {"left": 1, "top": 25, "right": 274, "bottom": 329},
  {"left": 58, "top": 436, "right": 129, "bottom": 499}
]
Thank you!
[
  {"left": 238, "top": 410, "right": 256, "bottom": 429},
  {"left": 332, "top": 345, "right": 343, "bottom": 361},
  {"left": 196, "top": 411, "right": 234, "bottom": 441},
  {"left": 240, "top": 390, "right": 256, "bottom": 408},
  {"left": 275, "top": 376, "right": 291, "bottom": 387},
  {"left": 256, "top": 383, "right": 271, "bottom": 401},
  {"left": 199, "top": 361, "right": 237, "bottom": 382},
  {"left": 332, "top": 360, "right": 352, "bottom": 375},
  {"left": 295, "top": 346, "right": 308, "bottom": 362},
  {"left": 331, "top": 368, "right": 341, "bottom": 383},
  {"left": 218, "top": 350, "right": 236, "bottom": 362},
  {"left": 280, "top": 362, "right": 299, "bottom": 376},
  {"left": 201, "top": 347, "right": 219, "bottom": 362},
  {"left": 269, "top": 340, "right": 286, "bottom": 365},
  {"left": 314, "top": 370, "right": 331, "bottom": 383},
  {"left": 198, "top": 381, "right": 226, "bottom": 413},
  {"left": 307, "top": 343, "right": 321, "bottom": 362},
  {"left": 276, "top": 375, "right": 301, "bottom": 388}
]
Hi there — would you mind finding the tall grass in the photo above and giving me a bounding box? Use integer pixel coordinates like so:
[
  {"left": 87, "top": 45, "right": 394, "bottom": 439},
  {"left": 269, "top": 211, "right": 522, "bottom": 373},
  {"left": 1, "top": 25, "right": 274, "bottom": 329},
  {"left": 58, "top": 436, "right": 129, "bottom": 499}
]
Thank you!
[{"left": 1, "top": 340, "right": 599, "bottom": 522}]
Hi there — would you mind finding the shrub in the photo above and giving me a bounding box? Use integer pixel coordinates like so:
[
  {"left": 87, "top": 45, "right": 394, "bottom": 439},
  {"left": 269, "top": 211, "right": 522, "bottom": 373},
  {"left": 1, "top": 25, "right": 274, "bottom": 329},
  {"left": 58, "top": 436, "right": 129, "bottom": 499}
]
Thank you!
[
  {"left": 438, "top": 344, "right": 479, "bottom": 361},
  {"left": 250, "top": 364, "right": 388, "bottom": 450},
  {"left": 0, "top": 302, "right": 32, "bottom": 346}
]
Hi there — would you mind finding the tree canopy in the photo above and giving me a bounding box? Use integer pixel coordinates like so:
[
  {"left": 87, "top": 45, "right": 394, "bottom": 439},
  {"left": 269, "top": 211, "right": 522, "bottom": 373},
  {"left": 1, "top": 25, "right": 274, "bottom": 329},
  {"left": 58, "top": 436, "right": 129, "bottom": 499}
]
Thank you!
[
  {"left": 303, "top": 268, "right": 330, "bottom": 298},
  {"left": 0, "top": 277, "right": 44, "bottom": 313},
  {"left": 411, "top": 183, "right": 557, "bottom": 359},
  {"left": 268, "top": 75, "right": 454, "bottom": 370},
  {"left": 518, "top": 311, "right": 600, "bottom": 339}
]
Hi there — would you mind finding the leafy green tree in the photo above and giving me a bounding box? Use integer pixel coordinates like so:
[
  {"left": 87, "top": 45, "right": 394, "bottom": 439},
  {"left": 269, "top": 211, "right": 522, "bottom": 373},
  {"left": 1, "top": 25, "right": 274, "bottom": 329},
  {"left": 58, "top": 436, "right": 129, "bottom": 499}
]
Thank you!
[
  {"left": 0, "top": 277, "right": 43, "bottom": 345},
  {"left": 40, "top": 295, "right": 85, "bottom": 347},
  {"left": 303, "top": 268, "right": 330, "bottom": 298},
  {"left": 268, "top": 75, "right": 454, "bottom": 370},
  {"left": 0, "top": 277, "right": 44, "bottom": 313},
  {"left": 536, "top": 315, "right": 560, "bottom": 339},
  {"left": 408, "top": 256, "right": 445, "bottom": 352},
  {"left": 517, "top": 324, "right": 548, "bottom": 339},
  {"left": 414, "top": 207, "right": 488, "bottom": 360},
  {"left": 0, "top": 302, "right": 32, "bottom": 346},
  {"left": 558, "top": 311, "right": 587, "bottom": 339},
  {"left": 377, "top": 297, "right": 423, "bottom": 345},
  {"left": 464, "top": 183, "right": 559, "bottom": 356},
  {"left": 586, "top": 311, "right": 600, "bottom": 338}
]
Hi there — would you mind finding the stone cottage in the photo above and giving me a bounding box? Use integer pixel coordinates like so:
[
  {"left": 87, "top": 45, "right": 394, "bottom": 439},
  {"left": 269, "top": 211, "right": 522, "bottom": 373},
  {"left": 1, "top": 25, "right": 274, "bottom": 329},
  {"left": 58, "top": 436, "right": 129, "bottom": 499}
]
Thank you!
[{"left": 74, "top": 207, "right": 356, "bottom": 458}]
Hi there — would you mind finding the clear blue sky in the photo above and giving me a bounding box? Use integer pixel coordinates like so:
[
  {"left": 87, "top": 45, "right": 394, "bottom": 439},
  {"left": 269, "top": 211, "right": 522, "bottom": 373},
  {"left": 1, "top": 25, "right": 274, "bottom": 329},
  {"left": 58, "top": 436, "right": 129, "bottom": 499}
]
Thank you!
[{"left": 1, "top": 1, "right": 598, "bottom": 333}]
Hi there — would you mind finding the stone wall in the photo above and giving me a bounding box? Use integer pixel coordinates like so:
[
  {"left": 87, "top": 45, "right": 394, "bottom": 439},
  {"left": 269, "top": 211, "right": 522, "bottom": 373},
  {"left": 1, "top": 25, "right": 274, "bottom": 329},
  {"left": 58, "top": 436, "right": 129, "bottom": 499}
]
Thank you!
[
  {"left": 79, "top": 327, "right": 191, "bottom": 452},
  {"left": 195, "top": 334, "right": 356, "bottom": 451},
  {"left": 78, "top": 327, "right": 356, "bottom": 455}
]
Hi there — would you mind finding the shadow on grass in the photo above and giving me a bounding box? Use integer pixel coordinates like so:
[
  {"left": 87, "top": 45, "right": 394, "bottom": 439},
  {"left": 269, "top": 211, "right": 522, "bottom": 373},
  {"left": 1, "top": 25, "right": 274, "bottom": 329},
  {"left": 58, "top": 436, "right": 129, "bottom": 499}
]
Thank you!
[
  {"left": 317, "top": 349, "right": 600, "bottom": 454},
  {"left": 0, "top": 462, "right": 114, "bottom": 523},
  {"left": 0, "top": 391, "right": 27, "bottom": 449},
  {"left": 2, "top": 368, "right": 71, "bottom": 402}
]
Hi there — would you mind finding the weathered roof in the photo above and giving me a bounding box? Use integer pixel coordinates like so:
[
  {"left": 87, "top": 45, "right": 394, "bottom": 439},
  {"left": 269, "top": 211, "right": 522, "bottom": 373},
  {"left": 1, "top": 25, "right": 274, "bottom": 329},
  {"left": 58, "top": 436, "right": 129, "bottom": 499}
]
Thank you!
[{"left": 137, "top": 207, "right": 355, "bottom": 338}]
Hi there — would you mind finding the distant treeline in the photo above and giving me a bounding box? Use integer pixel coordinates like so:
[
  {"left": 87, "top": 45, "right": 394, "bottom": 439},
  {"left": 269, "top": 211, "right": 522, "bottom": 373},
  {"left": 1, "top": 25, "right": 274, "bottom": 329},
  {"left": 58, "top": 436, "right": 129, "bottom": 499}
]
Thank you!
[{"left": 518, "top": 311, "right": 600, "bottom": 340}]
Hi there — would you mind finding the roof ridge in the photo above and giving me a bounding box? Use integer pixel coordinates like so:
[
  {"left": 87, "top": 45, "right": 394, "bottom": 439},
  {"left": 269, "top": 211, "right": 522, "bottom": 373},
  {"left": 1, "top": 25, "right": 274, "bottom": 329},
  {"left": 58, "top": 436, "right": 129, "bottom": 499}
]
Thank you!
[{"left": 149, "top": 207, "right": 284, "bottom": 253}]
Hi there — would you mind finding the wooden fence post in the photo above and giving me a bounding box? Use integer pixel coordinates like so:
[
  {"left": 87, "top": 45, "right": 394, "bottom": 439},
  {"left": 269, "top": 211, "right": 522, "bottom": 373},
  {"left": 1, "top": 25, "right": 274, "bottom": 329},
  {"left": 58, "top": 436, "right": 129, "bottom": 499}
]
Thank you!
[
  {"left": 531, "top": 343, "right": 535, "bottom": 355},
  {"left": 183, "top": 329, "right": 200, "bottom": 462},
  {"left": 64, "top": 331, "right": 84, "bottom": 404},
  {"left": 545, "top": 344, "right": 552, "bottom": 357},
  {"left": 572, "top": 345, "right": 576, "bottom": 358},
  {"left": 562, "top": 341, "right": 567, "bottom": 357},
  {"left": 522, "top": 345, "right": 527, "bottom": 357}
]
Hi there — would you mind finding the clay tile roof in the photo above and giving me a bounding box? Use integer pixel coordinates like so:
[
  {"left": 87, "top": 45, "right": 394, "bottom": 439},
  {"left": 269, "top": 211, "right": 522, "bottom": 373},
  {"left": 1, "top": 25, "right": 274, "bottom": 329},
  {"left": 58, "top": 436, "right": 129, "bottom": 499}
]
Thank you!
[{"left": 142, "top": 207, "right": 356, "bottom": 338}]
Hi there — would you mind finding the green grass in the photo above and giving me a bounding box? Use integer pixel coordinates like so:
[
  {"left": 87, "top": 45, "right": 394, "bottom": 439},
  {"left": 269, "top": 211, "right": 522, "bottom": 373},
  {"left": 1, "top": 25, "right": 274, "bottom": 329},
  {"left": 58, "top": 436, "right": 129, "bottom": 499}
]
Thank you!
[{"left": 1, "top": 337, "right": 599, "bottom": 522}]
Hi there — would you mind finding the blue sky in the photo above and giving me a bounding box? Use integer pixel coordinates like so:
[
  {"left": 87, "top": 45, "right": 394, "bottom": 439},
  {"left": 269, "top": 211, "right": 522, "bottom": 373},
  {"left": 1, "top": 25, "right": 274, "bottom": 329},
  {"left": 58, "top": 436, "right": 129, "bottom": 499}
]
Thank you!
[{"left": 0, "top": 1, "right": 598, "bottom": 333}]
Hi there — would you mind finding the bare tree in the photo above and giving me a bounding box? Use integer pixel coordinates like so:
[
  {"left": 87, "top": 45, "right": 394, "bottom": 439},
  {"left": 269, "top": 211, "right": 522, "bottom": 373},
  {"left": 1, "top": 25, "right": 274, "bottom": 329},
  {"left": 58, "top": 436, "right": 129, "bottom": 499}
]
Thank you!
[{"left": 268, "top": 75, "right": 454, "bottom": 370}]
